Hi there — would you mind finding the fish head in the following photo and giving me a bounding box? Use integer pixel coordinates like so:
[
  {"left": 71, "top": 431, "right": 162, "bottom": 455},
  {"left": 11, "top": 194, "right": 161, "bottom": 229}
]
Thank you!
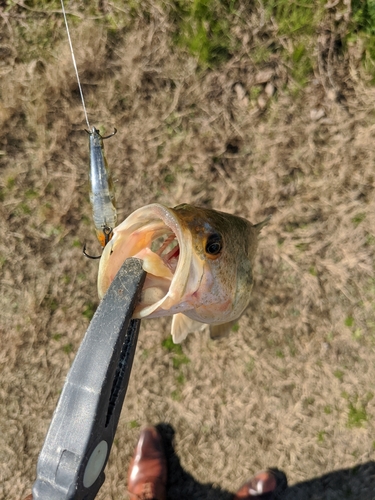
[
  {"left": 167, "top": 203, "right": 261, "bottom": 323},
  {"left": 98, "top": 203, "right": 265, "bottom": 331}
]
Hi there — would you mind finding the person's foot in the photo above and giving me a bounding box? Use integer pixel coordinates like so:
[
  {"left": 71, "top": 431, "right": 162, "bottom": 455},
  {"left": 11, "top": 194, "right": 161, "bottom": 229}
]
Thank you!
[
  {"left": 233, "top": 469, "right": 285, "bottom": 499},
  {"left": 127, "top": 426, "right": 167, "bottom": 500}
]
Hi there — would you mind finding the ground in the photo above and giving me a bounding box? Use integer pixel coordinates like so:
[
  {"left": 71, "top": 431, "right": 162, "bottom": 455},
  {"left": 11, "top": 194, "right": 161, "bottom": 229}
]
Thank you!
[{"left": 1, "top": 1, "right": 375, "bottom": 499}]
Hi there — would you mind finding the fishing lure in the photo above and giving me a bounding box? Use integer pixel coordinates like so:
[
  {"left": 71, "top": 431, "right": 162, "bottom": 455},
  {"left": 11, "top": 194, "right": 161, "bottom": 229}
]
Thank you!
[
  {"left": 61, "top": 0, "right": 117, "bottom": 258},
  {"left": 85, "top": 127, "right": 118, "bottom": 255}
]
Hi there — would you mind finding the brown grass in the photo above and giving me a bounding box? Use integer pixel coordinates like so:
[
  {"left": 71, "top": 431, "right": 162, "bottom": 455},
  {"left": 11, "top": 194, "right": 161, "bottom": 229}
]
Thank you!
[{"left": 1, "top": 2, "right": 375, "bottom": 499}]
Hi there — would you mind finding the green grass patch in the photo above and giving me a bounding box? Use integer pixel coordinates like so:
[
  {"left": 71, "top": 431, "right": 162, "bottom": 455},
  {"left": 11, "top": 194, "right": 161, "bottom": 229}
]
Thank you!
[
  {"left": 334, "top": 369, "right": 344, "bottom": 381},
  {"left": 352, "top": 328, "right": 363, "bottom": 341},
  {"left": 246, "top": 358, "right": 255, "bottom": 372},
  {"left": 171, "top": 388, "right": 182, "bottom": 401},
  {"left": 164, "top": 173, "right": 175, "bottom": 184},
  {"left": 251, "top": 46, "right": 274, "bottom": 66},
  {"left": 345, "top": 393, "right": 372, "bottom": 428},
  {"left": 141, "top": 349, "right": 150, "bottom": 359},
  {"left": 162, "top": 336, "right": 183, "bottom": 353},
  {"left": 170, "top": 0, "right": 237, "bottom": 67},
  {"left": 295, "top": 242, "right": 309, "bottom": 252},
  {"left": 42, "top": 296, "right": 58, "bottom": 313},
  {"left": 61, "top": 274, "right": 71, "bottom": 285},
  {"left": 162, "top": 336, "right": 191, "bottom": 369},
  {"left": 249, "top": 86, "right": 262, "bottom": 101},
  {"left": 172, "top": 354, "right": 190, "bottom": 369},
  {"left": 309, "top": 266, "right": 317, "bottom": 276},
  {"left": 317, "top": 430, "right": 325, "bottom": 443},
  {"left": 128, "top": 420, "right": 140, "bottom": 429},
  {"left": 302, "top": 396, "right": 315, "bottom": 409},
  {"left": 72, "top": 239, "right": 82, "bottom": 248},
  {"left": 25, "top": 188, "right": 38, "bottom": 199},
  {"left": 291, "top": 44, "right": 313, "bottom": 88},
  {"left": 261, "top": 0, "right": 325, "bottom": 88},
  {"left": 344, "top": 316, "right": 354, "bottom": 327},
  {"left": 63, "top": 343, "right": 73, "bottom": 354},
  {"left": 349, "top": 1, "right": 375, "bottom": 80},
  {"left": 82, "top": 302, "right": 96, "bottom": 320},
  {"left": 324, "top": 404, "right": 332, "bottom": 414},
  {"left": 12, "top": 202, "right": 32, "bottom": 217},
  {"left": 264, "top": 0, "right": 324, "bottom": 36},
  {"left": 6, "top": 176, "right": 15, "bottom": 189},
  {"left": 347, "top": 401, "right": 368, "bottom": 428},
  {"left": 352, "top": 212, "right": 366, "bottom": 226},
  {"left": 352, "top": 0, "right": 375, "bottom": 35}
]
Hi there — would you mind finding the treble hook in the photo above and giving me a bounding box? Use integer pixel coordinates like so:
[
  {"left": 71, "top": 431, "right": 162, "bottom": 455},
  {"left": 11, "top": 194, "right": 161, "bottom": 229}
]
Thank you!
[
  {"left": 83, "top": 226, "right": 113, "bottom": 260},
  {"left": 83, "top": 243, "right": 101, "bottom": 260},
  {"left": 85, "top": 127, "right": 117, "bottom": 140}
]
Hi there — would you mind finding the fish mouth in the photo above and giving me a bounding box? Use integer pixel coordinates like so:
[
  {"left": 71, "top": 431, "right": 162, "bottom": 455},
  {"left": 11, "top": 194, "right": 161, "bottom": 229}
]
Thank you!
[{"left": 98, "top": 204, "right": 199, "bottom": 318}]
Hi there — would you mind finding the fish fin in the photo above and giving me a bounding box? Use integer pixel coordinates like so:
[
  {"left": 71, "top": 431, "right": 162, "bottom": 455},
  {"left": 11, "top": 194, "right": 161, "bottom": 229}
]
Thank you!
[
  {"left": 171, "top": 314, "right": 205, "bottom": 344},
  {"left": 254, "top": 214, "right": 272, "bottom": 232},
  {"left": 209, "top": 320, "right": 238, "bottom": 340}
]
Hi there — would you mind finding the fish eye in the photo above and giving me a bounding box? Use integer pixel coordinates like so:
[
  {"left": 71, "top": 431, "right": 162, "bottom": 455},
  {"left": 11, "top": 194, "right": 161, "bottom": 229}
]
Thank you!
[{"left": 205, "top": 233, "right": 223, "bottom": 256}]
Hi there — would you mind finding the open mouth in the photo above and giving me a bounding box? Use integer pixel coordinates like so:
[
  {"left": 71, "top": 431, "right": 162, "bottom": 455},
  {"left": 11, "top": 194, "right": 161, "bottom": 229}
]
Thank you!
[
  {"left": 98, "top": 204, "right": 193, "bottom": 318},
  {"left": 153, "top": 233, "right": 180, "bottom": 268},
  {"left": 131, "top": 223, "right": 181, "bottom": 315},
  {"left": 143, "top": 227, "right": 180, "bottom": 277}
]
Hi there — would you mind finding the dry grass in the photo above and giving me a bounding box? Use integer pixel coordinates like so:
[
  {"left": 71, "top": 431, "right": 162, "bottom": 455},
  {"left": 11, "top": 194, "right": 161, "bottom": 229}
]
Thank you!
[{"left": 1, "top": 2, "right": 375, "bottom": 499}]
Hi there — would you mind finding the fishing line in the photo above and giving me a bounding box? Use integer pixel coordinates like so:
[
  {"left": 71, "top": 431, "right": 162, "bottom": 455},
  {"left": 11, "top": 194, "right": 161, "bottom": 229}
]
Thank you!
[{"left": 60, "top": 0, "right": 91, "bottom": 129}]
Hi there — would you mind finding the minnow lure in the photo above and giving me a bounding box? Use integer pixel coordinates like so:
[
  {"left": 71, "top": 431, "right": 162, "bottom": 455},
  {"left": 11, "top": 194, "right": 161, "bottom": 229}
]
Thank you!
[{"left": 86, "top": 127, "right": 117, "bottom": 251}]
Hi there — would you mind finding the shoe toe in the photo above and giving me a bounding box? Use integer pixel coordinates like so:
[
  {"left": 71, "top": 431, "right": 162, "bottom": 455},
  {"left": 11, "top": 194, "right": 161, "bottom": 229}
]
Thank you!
[
  {"left": 234, "top": 469, "right": 282, "bottom": 499},
  {"left": 128, "top": 427, "right": 167, "bottom": 500}
]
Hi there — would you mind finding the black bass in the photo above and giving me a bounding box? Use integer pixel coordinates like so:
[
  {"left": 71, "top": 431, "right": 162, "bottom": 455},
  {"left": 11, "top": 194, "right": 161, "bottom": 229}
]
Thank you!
[{"left": 98, "top": 204, "right": 269, "bottom": 343}]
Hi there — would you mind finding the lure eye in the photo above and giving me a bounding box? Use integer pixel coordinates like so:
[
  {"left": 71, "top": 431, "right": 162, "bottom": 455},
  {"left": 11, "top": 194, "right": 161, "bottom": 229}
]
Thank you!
[{"left": 205, "top": 233, "right": 223, "bottom": 256}]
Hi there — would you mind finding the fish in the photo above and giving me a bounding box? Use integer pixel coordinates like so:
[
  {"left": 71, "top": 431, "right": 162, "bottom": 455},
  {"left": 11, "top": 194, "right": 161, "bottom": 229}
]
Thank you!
[{"left": 98, "top": 203, "right": 269, "bottom": 343}]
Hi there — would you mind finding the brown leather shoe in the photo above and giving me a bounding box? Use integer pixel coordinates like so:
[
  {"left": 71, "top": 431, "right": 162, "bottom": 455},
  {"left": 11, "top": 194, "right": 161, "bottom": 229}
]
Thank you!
[
  {"left": 128, "top": 426, "right": 167, "bottom": 500},
  {"left": 233, "top": 470, "right": 278, "bottom": 499}
]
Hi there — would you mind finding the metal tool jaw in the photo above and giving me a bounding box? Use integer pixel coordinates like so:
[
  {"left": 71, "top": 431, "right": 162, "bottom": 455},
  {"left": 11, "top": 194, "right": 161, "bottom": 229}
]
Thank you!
[{"left": 32, "top": 258, "right": 146, "bottom": 500}]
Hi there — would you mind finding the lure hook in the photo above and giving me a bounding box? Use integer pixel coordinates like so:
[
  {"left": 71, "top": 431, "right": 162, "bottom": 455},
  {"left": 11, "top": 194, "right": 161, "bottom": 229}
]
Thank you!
[
  {"left": 85, "top": 127, "right": 117, "bottom": 140},
  {"left": 83, "top": 244, "right": 101, "bottom": 260},
  {"left": 83, "top": 226, "right": 113, "bottom": 259}
]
